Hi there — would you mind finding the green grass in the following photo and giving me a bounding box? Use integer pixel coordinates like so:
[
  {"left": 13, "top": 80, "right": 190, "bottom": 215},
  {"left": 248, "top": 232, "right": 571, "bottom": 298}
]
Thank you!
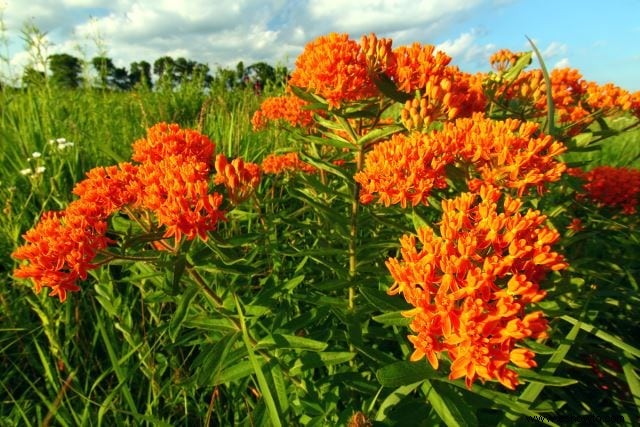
[{"left": 1, "top": 80, "right": 639, "bottom": 425}]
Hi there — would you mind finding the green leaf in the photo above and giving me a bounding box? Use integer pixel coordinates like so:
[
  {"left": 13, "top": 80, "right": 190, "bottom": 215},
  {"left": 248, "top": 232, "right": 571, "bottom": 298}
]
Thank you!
[
  {"left": 283, "top": 275, "right": 305, "bottom": 292},
  {"left": 304, "top": 133, "right": 355, "bottom": 150},
  {"left": 198, "top": 331, "right": 240, "bottom": 386},
  {"left": 255, "top": 334, "right": 328, "bottom": 352},
  {"left": 263, "top": 360, "right": 290, "bottom": 418},
  {"left": 356, "top": 124, "right": 405, "bottom": 148},
  {"left": 289, "top": 84, "right": 328, "bottom": 107},
  {"left": 184, "top": 316, "right": 237, "bottom": 332},
  {"left": 502, "top": 51, "right": 532, "bottom": 83},
  {"left": 620, "top": 352, "right": 640, "bottom": 418},
  {"left": 372, "top": 72, "right": 412, "bottom": 103},
  {"left": 360, "top": 286, "right": 412, "bottom": 312},
  {"left": 235, "top": 294, "right": 283, "bottom": 427},
  {"left": 290, "top": 352, "right": 356, "bottom": 376},
  {"left": 560, "top": 315, "right": 640, "bottom": 358},
  {"left": 169, "top": 283, "right": 199, "bottom": 343},
  {"left": 374, "top": 382, "right": 422, "bottom": 421},
  {"left": 298, "top": 154, "right": 355, "bottom": 185},
  {"left": 424, "top": 380, "right": 478, "bottom": 427},
  {"left": 497, "top": 317, "right": 582, "bottom": 426},
  {"left": 526, "top": 37, "right": 555, "bottom": 137},
  {"left": 372, "top": 311, "right": 411, "bottom": 326},
  {"left": 446, "top": 380, "right": 557, "bottom": 425},
  {"left": 376, "top": 360, "right": 439, "bottom": 387},
  {"left": 514, "top": 369, "right": 577, "bottom": 387},
  {"left": 411, "top": 209, "right": 431, "bottom": 233},
  {"left": 214, "top": 360, "right": 254, "bottom": 384}
]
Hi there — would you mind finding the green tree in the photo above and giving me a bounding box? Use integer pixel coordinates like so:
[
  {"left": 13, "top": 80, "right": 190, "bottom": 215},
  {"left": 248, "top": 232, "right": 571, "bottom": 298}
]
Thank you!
[
  {"left": 91, "top": 56, "right": 115, "bottom": 88},
  {"left": 153, "top": 56, "right": 175, "bottom": 88},
  {"left": 130, "top": 61, "right": 152, "bottom": 89},
  {"left": 91, "top": 56, "right": 131, "bottom": 90},
  {"left": 48, "top": 53, "right": 82, "bottom": 89},
  {"left": 247, "top": 62, "right": 276, "bottom": 86},
  {"left": 22, "top": 66, "right": 46, "bottom": 88}
]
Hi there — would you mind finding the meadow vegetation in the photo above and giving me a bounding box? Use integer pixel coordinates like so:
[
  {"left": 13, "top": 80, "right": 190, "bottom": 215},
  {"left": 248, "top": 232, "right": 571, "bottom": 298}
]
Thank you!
[{"left": 1, "top": 30, "right": 639, "bottom": 426}]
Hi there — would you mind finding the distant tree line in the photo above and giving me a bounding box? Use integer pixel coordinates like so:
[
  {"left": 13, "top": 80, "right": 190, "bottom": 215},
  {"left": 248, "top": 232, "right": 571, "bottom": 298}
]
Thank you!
[{"left": 18, "top": 53, "right": 289, "bottom": 91}]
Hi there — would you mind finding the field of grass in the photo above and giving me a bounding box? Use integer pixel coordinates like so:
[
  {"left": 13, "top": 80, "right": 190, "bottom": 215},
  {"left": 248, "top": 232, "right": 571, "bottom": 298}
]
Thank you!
[{"left": 1, "top": 51, "right": 639, "bottom": 426}]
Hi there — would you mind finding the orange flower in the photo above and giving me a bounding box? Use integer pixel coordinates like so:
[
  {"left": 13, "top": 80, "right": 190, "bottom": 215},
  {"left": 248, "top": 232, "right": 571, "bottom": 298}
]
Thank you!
[
  {"left": 356, "top": 114, "right": 566, "bottom": 207},
  {"left": 453, "top": 114, "right": 567, "bottom": 196},
  {"left": 576, "top": 166, "right": 640, "bottom": 214},
  {"left": 12, "top": 203, "right": 111, "bottom": 302},
  {"left": 386, "top": 185, "right": 567, "bottom": 389},
  {"left": 214, "top": 154, "right": 261, "bottom": 204},
  {"left": 489, "top": 49, "right": 523, "bottom": 72},
  {"left": 360, "top": 33, "right": 396, "bottom": 76},
  {"left": 251, "top": 95, "right": 316, "bottom": 131},
  {"left": 400, "top": 67, "right": 487, "bottom": 130},
  {"left": 489, "top": 69, "right": 547, "bottom": 118},
  {"left": 585, "top": 81, "right": 631, "bottom": 113},
  {"left": 355, "top": 132, "right": 451, "bottom": 208},
  {"left": 132, "top": 155, "right": 226, "bottom": 242},
  {"left": 132, "top": 122, "right": 215, "bottom": 166},
  {"left": 392, "top": 43, "right": 451, "bottom": 94},
  {"left": 289, "top": 33, "right": 378, "bottom": 109},
  {"left": 567, "top": 218, "right": 584, "bottom": 233},
  {"left": 72, "top": 162, "right": 138, "bottom": 217},
  {"left": 544, "top": 68, "right": 590, "bottom": 134},
  {"left": 261, "top": 152, "right": 316, "bottom": 175}
]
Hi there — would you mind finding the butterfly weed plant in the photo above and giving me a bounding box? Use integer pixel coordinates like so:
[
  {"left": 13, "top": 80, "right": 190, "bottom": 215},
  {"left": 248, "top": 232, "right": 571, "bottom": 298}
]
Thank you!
[{"left": 9, "top": 32, "right": 640, "bottom": 425}]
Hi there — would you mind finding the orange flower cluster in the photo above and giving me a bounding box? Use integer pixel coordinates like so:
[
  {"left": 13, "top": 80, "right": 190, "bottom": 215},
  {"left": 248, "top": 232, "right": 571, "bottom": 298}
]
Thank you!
[
  {"left": 386, "top": 185, "right": 568, "bottom": 389},
  {"left": 251, "top": 95, "right": 316, "bottom": 131},
  {"left": 574, "top": 166, "right": 640, "bottom": 214},
  {"left": 489, "top": 49, "right": 523, "bottom": 72},
  {"left": 357, "top": 114, "right": 567, "bottom": 207},
  {"left": 360, "top": 33, "right": 396, "bottom": 76},
  {"left": 214, "top": 154, "right": 261, "bottom": 204},
  {"left": 132, "top": 122, "right": 215, "bottom": 166},
  {"left": 400, "top": 68, "right": 487, "bottom": 130},
  {"left": 129, "top": 123, "right": 226, "bottom": 242},
  {"left": 72, "top": 163, "right": 138, "bottom": 216},
  {"left": 289, "top": 33, "right": 379, "bottom": 109},
  {"left": 486, "top": 49, "right": 640, "bottom": 134},
  {"left": 13, "top": 162, "right": 140, "bottom": 301},
  {"left": 355, "top": 132, "right": 451, "bottom": 208},
  {"left": 131, "top": 156, "right": 225, "bottom": 242},
  {"left": 261, "top": 152, "right": 316, "bottom": 175},
  {"left": 548, "top": 68, "right": 588, "bottom": 123},
  {"left": 489, "top": 69, "right": 546, "bottom": 116},
  {"left": 392, "top": 43, "right": 452, "bottom": 94},
  {"left": 13, "top": 123, "right": 236, "bottom": 300},
  {"left": 452, "top": 114, "right": 567, "bottom": 195},
  {"left": 12, "top": 206, "right": 111, "bottom": 302}
]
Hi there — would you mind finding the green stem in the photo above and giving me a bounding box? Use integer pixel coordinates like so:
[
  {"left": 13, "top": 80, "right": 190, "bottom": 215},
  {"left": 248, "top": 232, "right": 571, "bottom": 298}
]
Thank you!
[{"left": 349, "top": 147, "right": 364, "bottom": 311}]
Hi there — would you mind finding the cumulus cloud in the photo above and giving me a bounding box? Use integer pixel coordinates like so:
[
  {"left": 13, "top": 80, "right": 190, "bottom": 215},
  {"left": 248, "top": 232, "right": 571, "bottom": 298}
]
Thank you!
[
  {"left": 436, "top": 30, "right": 496, "bottom": 68},
  {"left": 0, "top": 0, "right": 545, "bottom": 82},
  {"left": 542, "top": 41, "right": 568, "bottom": 59},
  {"left": 553, "top": 57, "right": 570, "bottom": 69}
]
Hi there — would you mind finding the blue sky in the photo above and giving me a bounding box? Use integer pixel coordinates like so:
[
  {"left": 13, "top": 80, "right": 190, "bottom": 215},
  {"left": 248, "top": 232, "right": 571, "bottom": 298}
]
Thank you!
[{"left": 1, "top": 0, "right": 638, "bottom": 90}]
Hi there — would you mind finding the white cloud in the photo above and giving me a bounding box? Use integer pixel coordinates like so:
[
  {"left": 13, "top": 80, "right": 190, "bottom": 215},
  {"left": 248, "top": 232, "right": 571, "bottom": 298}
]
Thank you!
[
  {"left": 436, "top": 31, "right": 496, "bottom": 68},
  {"left": 542, "top": 41, "right": 567, "bottom": 59},
  {"left": 304, "top": 0, "right": 484, "bottom": 44},
  {"left": 554, "top": 57, "right": 570, "bottom": 69},
  {"left": 0, "top": 0, "right": 572, "bottom": 84}
]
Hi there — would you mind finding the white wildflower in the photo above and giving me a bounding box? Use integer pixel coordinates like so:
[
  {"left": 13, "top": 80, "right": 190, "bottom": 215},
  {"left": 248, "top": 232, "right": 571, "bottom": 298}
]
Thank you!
[
  {"left": 20, "top": 168, "right": 32, "bottom": 176},
  {"left": 35, "top": 166, "right": 46, "bottom": 174},
  {"left": 31, "top": 151, "right": 42, "bottom": 158},
  {"left": 48, "top": 139, "right": 56, "bottom": 145},
  {"left": 57, "top": 141, "right": 75, "bottom": 150},
  {"left": 56, "top": 137, "right": 67, "bottom": 144}
]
